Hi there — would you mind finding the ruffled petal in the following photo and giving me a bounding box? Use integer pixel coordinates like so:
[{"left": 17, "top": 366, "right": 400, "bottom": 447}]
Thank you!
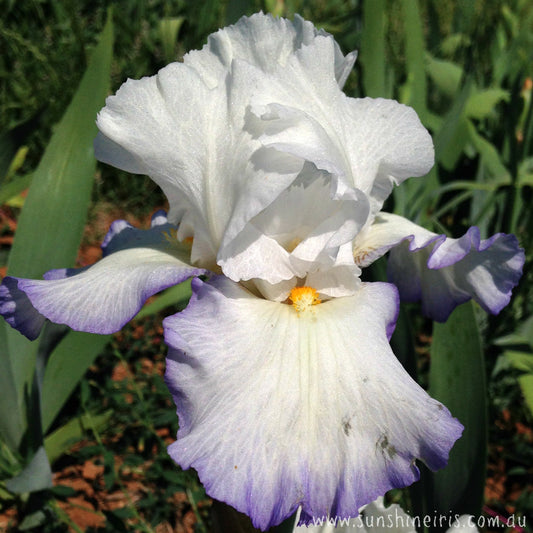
[
  {"left": 164, "top": 276, "right": 462, "bottom": 531},
  {"left": 0, "top": 236, "right": 204, "bottom": 337},
  {"left": 95, "top": 14, "right": 359, "bottom": 271},
  {"left": 0, "top": 277, "right": 46, "bottom": 341},
  {"left": 363, "top": 214, "right": 526, "bottom": 321},
  {"left": 95, "top": 12, "right": 431, "bottom": 290},
  {"left": 248, "top": 91, "right": 434, "bottom": 215},
  {"left": 184, "top": 13, "right": 356, "bottom": 90},
  {"left": 215, "top": 32, "right": 354, "bottom": 251},
  {"left": 304, "top": 242, "right": 363, "bottom": 300},
  {"left": 94, "top": 61, "right": 234, "bottom": 264},
  {"left": 218, "top": 169, "right": 369, "bottom": 292}
]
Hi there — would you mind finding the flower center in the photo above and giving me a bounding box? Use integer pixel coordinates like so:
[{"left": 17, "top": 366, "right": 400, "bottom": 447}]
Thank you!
[{"left": 289, "top": 286, "right": 321, "bottom": 314}]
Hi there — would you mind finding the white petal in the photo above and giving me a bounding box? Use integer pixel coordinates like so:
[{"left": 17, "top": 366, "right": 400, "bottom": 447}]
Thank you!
[
  {"left": 185, "top": 13, "right": 355, "bottom": 89},
  {"left": 353, "top": 213, "right": 435, "bottom": 268},
  {"left": 164, "top": 276, "right": 462, "bottom": 530},
  {"left": 360, "top": 214, "right": 525, "bottom": 321},
  {"left": 219, "top": 170, "right": 368, "bottom": 291},
  {"left": 95, "top": 62, "right": 230, "bottom": 263},
  {"left": 95, "top": 14, "right": 359, "bottom": 271},
  {"left": 248, "top": 72, "right": 434, "bottom": 214},
  {"left": 3, "top": 245, "right": 202, "bottom": 335}
]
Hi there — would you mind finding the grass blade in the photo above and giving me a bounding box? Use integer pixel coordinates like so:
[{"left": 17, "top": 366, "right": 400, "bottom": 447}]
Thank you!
[
  {"left": 0, "top": 173, "right": 33, "bottom": 206},
  {"left": 44, "top": 410, "right": 113, "bottom": 464}
]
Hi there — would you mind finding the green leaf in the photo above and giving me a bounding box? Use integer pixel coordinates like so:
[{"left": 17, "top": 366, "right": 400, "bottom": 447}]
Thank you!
[
  {"left": 159, "top": 17, "right": 184, "bottom": 64},
  {"left": 7, "top": 17, "right": 113, "bottom": 279},
  {"left": 465, "top": 88, "right": 510, "bottom": 120},
  {"left": 361, "top": 0, "right": 387, "bottom": 98},
  {"left": 505, "top": 349, "right": 533, "bottom": 417},
  {"left": 4, "top": 146, "right": 29, "bottom": 183},
  {"left": 264, "top": 0, "right": 284, "bottom": 17},
  {"left": 18, "top": 511, "right": 47, "bottom": 531},
  {"left": 434, "top": 82, "right": 472, "bottom": 171},
  {"left": 517, "top": 374, "right": 533, "bottom": 416},
  {"left": 0, "top": 173, "right": 33, "bottom": 206},
  {"left": 467, "top": 120, "right": 511, "bottom": 184},
  {"left": 438, "top": 115, "right": 470, "bottom": 171},
  {"left": 1, "top": 326, "right": 37, "bottom": 446},
  {"left": 50, "top": 484, "right": 77, "bottom": 498},
  {"left": 44, "top": 410, "right": 113, "bottom": 463},
  {"left": 41, "top": 332, "right": 111, "bottom": 433},
  {"left": 5, "top": 446, "right": 52, "bottom": 494},
  {"left": 518, "top": 158, "right": 533, "bottom": 187},
  {"left": 135, "top": 279, "right": 193, "bottom": 319},
  {"left": 518, "top": 315, "right": 533, "bottom": 348},
  {"left": 425, "top": 54, "right": 463, "bottom": 98},
  {"left": 399, "top": 0, "right": 427, "bottom": 118},
  {"left": 0, "top": 114, "right": 41, "bottom": 184},
  {"left": 2, "top": 15, "right": 113, "bottom": 436},
  {"left": 0, "top": 321, "right": 24, "bottom": 450},
  {"left": 505, "top": 349, "right": 533, "bottom": 372},
  {"left": 427, "top": 302, "right": 487, "bottom": 522}
]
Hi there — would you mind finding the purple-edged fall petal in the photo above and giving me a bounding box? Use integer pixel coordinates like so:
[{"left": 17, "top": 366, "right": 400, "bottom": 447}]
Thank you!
[
  {"left": 0, "top": 216, "right": 204, "bottom": 338},
  {"left": 164, "top": 276, "right": 462, "bottom": 530}
]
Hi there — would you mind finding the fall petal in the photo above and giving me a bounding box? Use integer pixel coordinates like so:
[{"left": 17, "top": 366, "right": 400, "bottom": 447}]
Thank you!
[{"left": 164, "top": 276, "right": 462, "bottom": 530}]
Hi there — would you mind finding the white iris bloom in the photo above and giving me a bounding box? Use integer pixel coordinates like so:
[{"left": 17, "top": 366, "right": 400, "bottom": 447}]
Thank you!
[{"left": 0, "top": 13, "right": 523, "bottom": 531}]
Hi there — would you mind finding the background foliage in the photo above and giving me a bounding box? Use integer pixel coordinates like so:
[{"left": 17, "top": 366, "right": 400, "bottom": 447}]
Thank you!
[{"left": 0, "top": 0, "right": 532, "bottom": 531}]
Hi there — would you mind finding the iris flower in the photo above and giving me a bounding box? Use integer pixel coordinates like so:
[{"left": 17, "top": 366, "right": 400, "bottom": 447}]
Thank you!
[{"left": 0, "top": 13, "right": 524, "bottom": 531}]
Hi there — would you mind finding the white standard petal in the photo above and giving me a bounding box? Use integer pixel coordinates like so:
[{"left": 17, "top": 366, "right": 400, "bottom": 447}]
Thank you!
[
  {"left": 94, "top": 62, "right": 238, "bottom": 265},
  {"left": 95, "top": 14, "right": 359, "bottom": 272},
  {"left": 359, "top": 213, "right": 525, "bottom": 322},
  {"left": 250, "top": 97, "right": 434, "bottom": 214},
  {"left": 164, "top": 276, "right": 462, "bottom": 531},
  {"left": 244, "top": 32, "right": 434, "bottom": 214},
  {"left": 184, "top": 13, "right": 356, "bottom": 89},
  {"left": 218, "top": 169, "right": 369, "bottom": 292}
]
